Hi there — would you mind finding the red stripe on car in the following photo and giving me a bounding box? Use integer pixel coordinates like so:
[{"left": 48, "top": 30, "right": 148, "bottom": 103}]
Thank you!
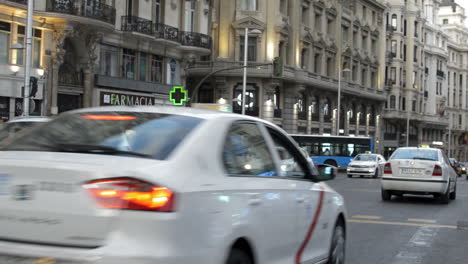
[{"left": 295, "top": 187, "right": 325, "bottom": 264}]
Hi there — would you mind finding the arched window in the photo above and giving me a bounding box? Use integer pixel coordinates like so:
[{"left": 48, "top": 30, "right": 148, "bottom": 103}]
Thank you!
[
  {"left": 350, "top": 103, "right": 357, "bottom": 123},
  {"left": 360, "top": 104, "right": 367, "bottom": 126},
  {"left": 369, "top": 106, "right": 376, "bottom": 126},
  {"left": 339, "top": 107, "right": 345, "bottom": 131},
  {"left": 311, "top": 96, "right": 319, "bottom": 121},
  {"left": 297, "top": 92, "right": 307, "bottom": 120},
  {"left": 241, "top": 0, "right": 257, "bottom": 11},
  {"left": 391, "top": 14, "right": 397, "bottom": 29},
  {"left": 324, "top": 98, "right": 331, "bottom": 122},
  {"left": 233, "top": 84, "right": 259, "bottom": 116}
]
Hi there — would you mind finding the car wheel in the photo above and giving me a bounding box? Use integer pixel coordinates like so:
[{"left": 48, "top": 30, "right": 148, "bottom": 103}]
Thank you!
[
  {"left": 436, "top": 188, "right": 450, "bottom": 204},
  {"left": 327, "top": 222, "right": 345, "bottom": 264},
  {"left": 360, "top": 175, "right": 364, "bottom": 178},
  {"left": 381, "top": 189, "right": 391, "bottom": 201},
  {"left": 347, "top": 174, "right": 352, "bottom": 178},
  {"left": 226, "top": 248, "right": 252, "bottom": 264},
  {"left": 450, "top": 184, "right": 457, "bottom": 200},
  {"left": 373, "top": 170, "right": 379, "bottom": 178},
  {"left": 324, "top": 160, "right": 337, "bottom": 167}
]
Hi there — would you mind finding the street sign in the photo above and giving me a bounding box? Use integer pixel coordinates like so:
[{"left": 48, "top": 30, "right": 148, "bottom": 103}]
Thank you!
[{"left": 169, "top": 86, "right": 187, "bottom": 106}]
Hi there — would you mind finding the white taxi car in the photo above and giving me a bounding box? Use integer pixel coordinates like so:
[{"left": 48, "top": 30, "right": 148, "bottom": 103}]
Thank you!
[
  {"left": 381, "top": 147, "right": 457, "bottom": 204},
  {"left": 347, "top": 153, "right": 386, "bottom": 178},
  {"left": 0, "top": 106, "right": 347, "bottom": 264}
]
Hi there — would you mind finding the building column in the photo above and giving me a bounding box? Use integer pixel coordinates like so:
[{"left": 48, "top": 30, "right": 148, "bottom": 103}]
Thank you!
[
  {"left": 365, "top": 105, "right": 371, "bottom": 136},
  {"left": 262, "top": 82, "right": 277, "bottom": 123},
  {"left": 282, "top": 84, "right": 304, "bottom": 133}
]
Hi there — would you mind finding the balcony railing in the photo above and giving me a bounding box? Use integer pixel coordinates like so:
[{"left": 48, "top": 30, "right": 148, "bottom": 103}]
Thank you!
[
  {"left": 437, "top": 70, "right": 445, "bottom": 78},
  {"left": 46, "top": 0, "right": 116, "bottom": 24},
  {"left": 7, "top": 0, "right": 27, "bottom": 4},
  {"left": 155, "top": 23, "right": 179, "bottom": 42},
  {"left": 121, "top": 16, "right": 153, "bottom": 36},
  {"left": 180, "top": 31, "right": 212, "bottom": 49},
  {"left": 121, "top": 17, "right": 211, "bottom": 49}
]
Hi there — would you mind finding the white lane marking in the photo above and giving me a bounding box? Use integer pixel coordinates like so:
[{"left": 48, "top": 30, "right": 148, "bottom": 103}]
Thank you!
[{"left": 391, "top": 226, "right": 438, "bottom": 264}]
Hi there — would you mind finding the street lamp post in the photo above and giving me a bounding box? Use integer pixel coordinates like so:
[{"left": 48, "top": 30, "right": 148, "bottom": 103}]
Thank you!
[
  {"left": 22, "top": 0, "right": 34, "bottom": 116},
  {"left": 337, "top": 67, "right": 351, "bottom": 136},
  {"left": 241, "top": 28, "right": 261, "bottom": 115}
]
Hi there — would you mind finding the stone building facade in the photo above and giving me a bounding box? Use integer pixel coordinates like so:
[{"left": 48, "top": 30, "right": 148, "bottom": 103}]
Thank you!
[
  {"left": 188, "top": 0, "right": 388, "bottom": 153},
  {"left": 0, "top": 0, "right": 212, "bottom": 116}
]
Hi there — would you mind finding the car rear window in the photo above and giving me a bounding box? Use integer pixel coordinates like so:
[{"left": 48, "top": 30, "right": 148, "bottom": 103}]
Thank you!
[
  {"left": 0, "top": 111, "right": 203, "bottom": 160},
  {"left": 390, "top": 149, "right": 439, "bottom": 161},
  {"left": 354, "top": 154, "right": 377, "bottom": 161},
  {"left": 0, "top": 122, "right": 40, "bottom": 142}
]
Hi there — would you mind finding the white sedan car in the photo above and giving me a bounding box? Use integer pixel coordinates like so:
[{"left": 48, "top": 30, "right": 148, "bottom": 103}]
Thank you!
[
  {"left": 381, "top": 147, "right": 457, "bottom": 204},
  {"left": 347, "top": 153, "right": 386, "bottom": 178},
  {"left": 0, "top": 106, "right": 347, "bottom": 264}
]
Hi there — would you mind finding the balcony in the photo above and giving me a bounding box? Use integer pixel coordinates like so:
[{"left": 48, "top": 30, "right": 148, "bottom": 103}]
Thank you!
[
  {"left": 437, "top": 70, "right": 445, "bottom": 78},
  {"left": 179, "top": 31, "right": 212, "bottom": 49},
  {"left": 121, "top": 16, "right": 153, "bottom": 36},
  {"left": 46, "top": 0, "right": 116, "bottom": 25},
  {"left": 155, "top": 23, "right": 179, "bottom": 43},
  {"left": 6, "top": 0, "right": 27, "bottom": 4}
]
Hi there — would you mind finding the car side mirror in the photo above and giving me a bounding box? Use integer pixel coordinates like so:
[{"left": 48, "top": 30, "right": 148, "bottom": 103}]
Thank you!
[{"left": 316, "top": 164, "right": 337, "bottom": 181}]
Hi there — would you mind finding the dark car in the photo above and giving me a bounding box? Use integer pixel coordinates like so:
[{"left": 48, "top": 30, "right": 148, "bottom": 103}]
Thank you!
[{"left": 449, "top": 158, "right": 463, "bottom": 177}]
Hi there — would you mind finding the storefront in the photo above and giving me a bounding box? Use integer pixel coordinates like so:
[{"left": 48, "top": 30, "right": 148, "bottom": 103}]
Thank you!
[{"left": 95, "top": 88, "right": 170, "bottom": 107}]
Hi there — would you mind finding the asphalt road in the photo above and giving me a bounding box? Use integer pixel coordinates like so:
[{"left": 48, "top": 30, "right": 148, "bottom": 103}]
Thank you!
[{"left": 327, "top": 172, "right": 468, "bottom": 264}]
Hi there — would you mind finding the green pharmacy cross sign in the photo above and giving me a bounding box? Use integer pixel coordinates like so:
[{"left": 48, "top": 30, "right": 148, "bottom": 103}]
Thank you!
[{"left": 170, "top": 86, "right": 187, "bottom": 106}]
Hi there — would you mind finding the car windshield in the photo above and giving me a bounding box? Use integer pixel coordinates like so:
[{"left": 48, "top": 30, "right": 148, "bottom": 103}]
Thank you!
[
  {"left": 354, "top": 154, "right": 377, "bottom": 161},
  {"left": 391, "top": 148, "right": 439, "bottom": 161},
  {"left": 0, "top": 121, "right": 42, "bottom": 142},
  {"left": 0, "top": 112, "right": 203, "bottom": 160}
]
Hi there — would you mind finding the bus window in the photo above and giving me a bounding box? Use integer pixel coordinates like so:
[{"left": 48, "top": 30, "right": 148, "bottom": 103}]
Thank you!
[{"left": 321, "top": 143, "right": 332, "bottom": 156}]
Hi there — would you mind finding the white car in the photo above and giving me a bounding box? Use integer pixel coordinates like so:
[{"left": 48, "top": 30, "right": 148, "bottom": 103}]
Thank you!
[
  {"left": 0, "top": 106, "right": 347, "bottom": 264},
  {"left": 381, "top": 147, "right": 457, "bottom": 204},
  {"left": 347, "top": 153, "right": 386, "bottom": 178}
]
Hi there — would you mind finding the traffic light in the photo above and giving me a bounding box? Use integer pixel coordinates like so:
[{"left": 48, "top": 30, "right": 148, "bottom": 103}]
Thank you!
[
  {"left": 273, "top": 56, "right": 283, "bottom": 77},
  {"left": 29, "top": 76, "right": 38, "bottom": 98}
]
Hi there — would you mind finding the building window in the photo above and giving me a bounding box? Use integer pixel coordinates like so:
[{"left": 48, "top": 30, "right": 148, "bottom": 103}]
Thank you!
[
  {"left": 390, "top": 95, "right": 396, "bottom": 109},
  {"left": 301, "top": 48, "right": 308, "bottom": 69},
  {"left": 0, "top": 22, "right": 10, "bottom": 64},
  {"left": 361, "top": 68, "right": 367, "bottom": 86},
  {"left": 14, "top": 26, "right": 41, "bottom": 67},
  {"left": 326, "top": 57, "right": 333, "bottom": 77},
  {"left": 240, "top": 36, "right": 257, "bottom": 62},
  {"left": 315, "top": 13, "right": 322, "bottom": 32},
  {"left": 402, "top": 97, "right": 406, "bottom": 111},
  {"left": 391, "top": 40, "right": 397, "bottom": 55},
  {"left": 311, "top": 96, "right": 319, "bottom": 121},
  {"left": 123, "top": 48, "right": 136, "bottom": 80},
  {"left": 362, "top": 6, "right": 367, "bottom": 20},
  {"left": 297, "top": 92, "right": 307, "bottom": 120},
  {"left": 314, "top": 53, "right": 321, "bottom": 74},
  {"left": 371, "top": 72, "right": 376, "bottom": 88},
  {"left": 139, "top": 53, "right": 147, "bottom": 81},
  {"left": 241, "top": 0, "right": 257, "bottom": 11},
  {"left": 443, "top": 19, "right": 448, "bottom": 24},
  {"left": 302, "top": 5, "right": 309, "bottom": 25},
  {"left": 327, "top": 18, "right": 334, "bottom": 35},
  {"left": 391, "top": 14, "right": 397, "bottom": 29},
  {"left": 150, "top": 55, "right": 164, "bottom": 83},
  {"left": 323, "top": 98, "right": 331, "bottom": 122},
  {"left": 166, "top": 58, "right": 179, "bottom": 85},
  {"left": 412, "top": 99, "right": 416, "bottom": 112},
  {"left": 353, "top": 30, "right": 358, "bottom": 47},
  {"left": 362, "top": 35, "right": 368, "bottom": 50},
  {"left": 184, "top": 0, "right": 195, "bottom": 31},
  {"left": 100, "top": 44, "right": 119, "bottom": 77},
  {"left": 155, "top": 0, "right": 163, "bottom": 23},
  {"left": 280, "top": 0, "right": 287, "bottom": 15}
]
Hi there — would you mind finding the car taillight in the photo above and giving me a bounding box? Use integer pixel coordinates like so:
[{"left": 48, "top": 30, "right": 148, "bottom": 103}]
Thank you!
[
  {"left": 432, "top": 165, "right": 443, "bottom": 177},
  {"left": 83, "top": 178, "right": 175, "bottom": 212},
  {"left": 384, "top": 162, "right": 392, "bottom": 174}
]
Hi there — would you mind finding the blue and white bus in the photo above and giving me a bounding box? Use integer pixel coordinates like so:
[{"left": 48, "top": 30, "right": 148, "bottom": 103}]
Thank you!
[{"left": 290, "top": 135, "right": 374, "bottom": 168}]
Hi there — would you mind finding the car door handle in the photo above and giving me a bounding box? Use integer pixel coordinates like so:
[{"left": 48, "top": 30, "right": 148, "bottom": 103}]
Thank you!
[
  {"left": 296, "top": 197, "right": 305, "bottom": 203},
  {"left": 248, "top": 198, "right": 262, "bottom": 205}
]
